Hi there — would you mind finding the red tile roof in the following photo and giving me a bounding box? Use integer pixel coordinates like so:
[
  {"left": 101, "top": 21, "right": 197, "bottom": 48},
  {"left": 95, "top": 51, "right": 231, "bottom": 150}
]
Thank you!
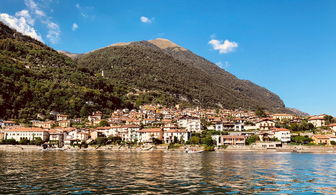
[{"left": 3, "top": 127, "right": 46, "bottom": 132}]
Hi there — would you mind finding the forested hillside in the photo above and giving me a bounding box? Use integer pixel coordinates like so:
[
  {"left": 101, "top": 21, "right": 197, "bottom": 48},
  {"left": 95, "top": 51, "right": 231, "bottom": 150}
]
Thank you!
[
  {"left": 0, "top": 21, "right": 291, "bottom": 120},
  {"left": 77, "top": 39, "right": 288, "bottom": 113},
  {"left": 0, "top": 21, "right": 132, "bottom": 119}
]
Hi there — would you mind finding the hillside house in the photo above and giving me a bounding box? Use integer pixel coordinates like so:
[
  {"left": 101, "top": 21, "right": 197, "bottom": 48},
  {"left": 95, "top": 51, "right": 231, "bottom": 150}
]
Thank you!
[{"left": 308, "top": 116, "right": 326, "bottom": 127}]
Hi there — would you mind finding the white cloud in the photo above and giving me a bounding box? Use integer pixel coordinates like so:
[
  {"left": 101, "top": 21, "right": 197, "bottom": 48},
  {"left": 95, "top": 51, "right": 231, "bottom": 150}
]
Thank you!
[
  {"left": 75, "top": 3, "right": 95, "bottom": 19},
  {"left": 45, "top": 21, "right": 60, "bottom": 44},
  {"left": 209, "top": 39, "right": 238, "bottom": 54},
  {"left": 24, "top": 0, "right": 61, "bottom": 44},
  {"left": 140, "top": 16, "right": 152, "bottom": 23},
  {"left": 15, "top": 9, "right": 34, "bottom": 25},
  {"left": 0, "top": 12, "right": 43, "bottom": 42},
  {"left": 216, "top": 61, "right": 231, "bottom": 68},
  {"left": 72, "top": 23, "right": 78, "bottom": 31}
]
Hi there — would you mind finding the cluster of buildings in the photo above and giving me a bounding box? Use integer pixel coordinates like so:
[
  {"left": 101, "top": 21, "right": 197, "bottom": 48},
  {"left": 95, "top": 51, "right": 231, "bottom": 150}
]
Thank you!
[{"left": 0, "top": 104, "right": 335, "bottom": 148}]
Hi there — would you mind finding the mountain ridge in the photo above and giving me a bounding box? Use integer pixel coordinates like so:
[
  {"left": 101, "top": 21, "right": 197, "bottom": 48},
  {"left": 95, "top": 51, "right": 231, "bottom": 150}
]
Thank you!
[{"left": 76, "top": 38, "right": 289, "bottom": 113}]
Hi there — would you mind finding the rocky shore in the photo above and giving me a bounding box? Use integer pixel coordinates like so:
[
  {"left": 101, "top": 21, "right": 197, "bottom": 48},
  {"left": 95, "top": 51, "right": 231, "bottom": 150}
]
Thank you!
[{"left": 1, "top": 144, "right": 336, "bottom": 153}]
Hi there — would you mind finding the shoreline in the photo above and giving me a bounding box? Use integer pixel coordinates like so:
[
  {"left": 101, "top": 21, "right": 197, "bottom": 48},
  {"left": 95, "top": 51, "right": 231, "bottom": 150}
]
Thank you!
[{"left": 1, "top": 144, "right": 336, "bottom": 153}]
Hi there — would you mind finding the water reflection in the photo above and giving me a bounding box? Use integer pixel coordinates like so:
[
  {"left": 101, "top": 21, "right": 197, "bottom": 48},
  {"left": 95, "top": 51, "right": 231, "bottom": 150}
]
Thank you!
[{"left": 0, "top": 151, "right": 336, "bottom": 194}]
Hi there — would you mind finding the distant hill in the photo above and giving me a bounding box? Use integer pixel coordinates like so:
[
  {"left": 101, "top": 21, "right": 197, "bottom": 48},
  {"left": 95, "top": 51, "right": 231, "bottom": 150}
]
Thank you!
[
  {"left": 287, "top": 108, "right": 310, "bottom": 116},
  {"left": 76, "top": 38, "right": 289, "bottom": 112},
  {"left": 0, "top": 21, "right": 131, "bottom": 119}
]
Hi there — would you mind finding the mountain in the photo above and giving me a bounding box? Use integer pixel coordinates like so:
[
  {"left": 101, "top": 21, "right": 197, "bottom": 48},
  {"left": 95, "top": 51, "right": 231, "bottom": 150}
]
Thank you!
[
  {"left": 0, "top": 21, "right": 131, "bottom": 119},
  {"left": 76, "top": 38, "right": 288, "bottom": 112},
  {"left": 287, "top": 108, "right": 310, "bottom": 117}
]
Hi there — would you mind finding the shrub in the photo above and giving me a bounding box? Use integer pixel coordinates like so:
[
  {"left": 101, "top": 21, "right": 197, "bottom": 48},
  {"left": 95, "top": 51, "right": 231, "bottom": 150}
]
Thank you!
[
  {"left": 96, "top": 137, "right": 108, "bottom": 146},
  {"left": 30, "top": 137, "right": 43, "bottom": 145},
  {"left": 2, "top": 138, "right": 17, "bottom": 145},
  {"left": 204, "top": 145, "right": 215, "bottom": 151},
  {"left": 190, "top": 136, "right": 200, "bottom": 144},
  {"left": 19, "top": 139, "right": 30, "bottom": 145},
  {"left": 201, "top": 136, "right": 215, "bottom": 146},
  {"left": 245, "top": 135, "right": 259, "bottom": 145}
]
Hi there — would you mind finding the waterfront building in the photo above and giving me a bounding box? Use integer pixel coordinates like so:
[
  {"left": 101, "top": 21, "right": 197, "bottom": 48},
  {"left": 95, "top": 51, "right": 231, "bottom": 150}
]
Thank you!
[
  {"left": 163, "top": 129, "right": 190, "bottom": 144},
  {"left": 271, "top": 128, "right": 291, "bottom": 143},
  {"left": 4, "top": 127, "right": 49, "bottom": 142},
  {"left": 48, "top": 129, "right": 64, "bottom": 147},
  {"left": 137, "top": 128, "right": 163, "bottom": 143},
  {"left": 254, "top": 142, "right": 282, "bottom": 149},
  {"left": 311, "top": 134, "right": 336, "bottom": 145},
  {"left": 214, "top": 135, "right": 246, "bottom": 146}
]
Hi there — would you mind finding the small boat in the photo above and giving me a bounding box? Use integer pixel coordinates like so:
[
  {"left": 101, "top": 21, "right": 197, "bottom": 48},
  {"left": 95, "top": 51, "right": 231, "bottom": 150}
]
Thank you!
[
  {"left": 185, "top": 148, "right": 203, "bottom": 153},
  {"left": 141, "top": 146, "right": 153, "bottom": 151}
]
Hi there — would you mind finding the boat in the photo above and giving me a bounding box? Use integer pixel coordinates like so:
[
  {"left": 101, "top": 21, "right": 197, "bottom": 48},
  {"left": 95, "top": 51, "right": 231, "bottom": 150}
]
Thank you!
[{"left": 185, "top": 148, "right": 203, "bottom": 153}]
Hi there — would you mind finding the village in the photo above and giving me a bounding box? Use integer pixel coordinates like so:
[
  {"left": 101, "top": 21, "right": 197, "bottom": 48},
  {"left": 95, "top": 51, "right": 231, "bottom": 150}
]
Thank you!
[{"left": 0, "top": 104, "right": 336, "bottom": 151}]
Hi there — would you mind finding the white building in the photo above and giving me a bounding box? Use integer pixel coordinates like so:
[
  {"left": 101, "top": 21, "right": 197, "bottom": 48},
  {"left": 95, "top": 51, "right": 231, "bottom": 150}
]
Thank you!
[
  {"left": 137, "top": 128, "right": 163, "bottom": 143},
  {"left": 256, "top": 119, "right": 276, "bottom": 130},
  {"left": 329, "top": 124, "right": 336, "bottom": 131},
  {"left": 177, "top": 116, "right": 201, "bottom": 133},
  {"left": 272, "top": 114, "right": 294, "bottom": 121},
  {"left": 163, "top": 129, "right": 190, "bottom": 144},
  {"left": 96, "top": 125, "right": 140, "bottom": 142},
  {"left": 272, "top": 128, "right": 291, "bottom": 143},
  {"left": 234, "top": 122, "right": 245, "bottom": 131},
  {"left": 308, "top": 116, "right": 326, "bottom": 127},
  {"left": 4, "top": 127, "right": 49, "bottom": 142},
  {"left": 63, "top": 128, "right": 89, "bottom": 145}
]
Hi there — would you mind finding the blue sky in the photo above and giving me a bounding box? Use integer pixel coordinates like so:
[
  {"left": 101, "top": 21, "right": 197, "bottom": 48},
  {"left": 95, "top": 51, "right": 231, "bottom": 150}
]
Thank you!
[{"left": 1, "top": 0, "right": 336, "bottom": 116}]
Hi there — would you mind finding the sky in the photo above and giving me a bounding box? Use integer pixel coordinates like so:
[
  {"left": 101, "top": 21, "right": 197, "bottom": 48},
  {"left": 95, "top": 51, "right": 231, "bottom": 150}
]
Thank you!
[{"left": 1, "top": 0, "right": 336, "bottom": 116}]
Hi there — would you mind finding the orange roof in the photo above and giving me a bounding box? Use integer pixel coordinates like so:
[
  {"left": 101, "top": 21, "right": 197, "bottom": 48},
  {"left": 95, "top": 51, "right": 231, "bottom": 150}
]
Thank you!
[
  {"left": 60, "top": 127, "right": 76, "bottom": 132},
  {"left": 271, "top": 128, "right": 290, "bottom": 132},
  {"left": 221, "top": 135, "right": 246, "bottom": 139},
  {"left": 328, "top": 123, "right": 336, "bottom": 127},
  {"left": 48, "top": 129, "right": 63, "bottom": 134},
  {"left": 309, "top": 116, "right": 325, "bottom": 120},
  {"left": 96, "top": 127, "right": 113, "bottom": 130},
  {"left": 144, "top": 118, "right": 156, "bottom": 121},
  {"left": 4, "top": 127, "right": 46, "bottom": 132},
  {"left": 272, "top": 114, "right": 292, "bottom": 116},
  {"left": 3, "top": 121, "right": 16, "bottom": 123},
  {"left": 138, "top": 128, "right": 162, "bottom": 133},
  {"left": 313, "top": 135, "right": 330, "bottom": 139},
  {"left": 165, "top": 129, "right": 187, "bottom": 133}
]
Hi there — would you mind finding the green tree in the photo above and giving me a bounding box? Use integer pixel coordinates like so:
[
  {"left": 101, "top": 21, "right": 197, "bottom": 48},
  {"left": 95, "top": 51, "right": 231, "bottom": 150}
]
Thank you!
[
  {"left": 255, "top": 107, "right": 267, "bottom": 118},
  {"left": 99, "top": 120, "right": 109, "bottom": 127},
  {"left": 31, "top": 137, "right": 43, "bottom": 145},
  {"left": 324, "top": 115, "right": 334, "bottom": 125},
  {"left": 245, "top": 135, "right": 259, "bottom": 145},
  {"left": 190, "top": 136, "right": 201, "bottom": 144},
  {"left": 201, "top": 136, "right": 215, "bottom": 146},
  {"left": 291, "top": 135, "right": 313, "bottom": 144}
]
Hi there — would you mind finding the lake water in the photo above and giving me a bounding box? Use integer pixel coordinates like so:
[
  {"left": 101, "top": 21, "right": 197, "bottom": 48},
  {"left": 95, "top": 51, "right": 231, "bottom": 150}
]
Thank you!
[{"left": 0, "top": 151, "right": 336, "bottom": 194}]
